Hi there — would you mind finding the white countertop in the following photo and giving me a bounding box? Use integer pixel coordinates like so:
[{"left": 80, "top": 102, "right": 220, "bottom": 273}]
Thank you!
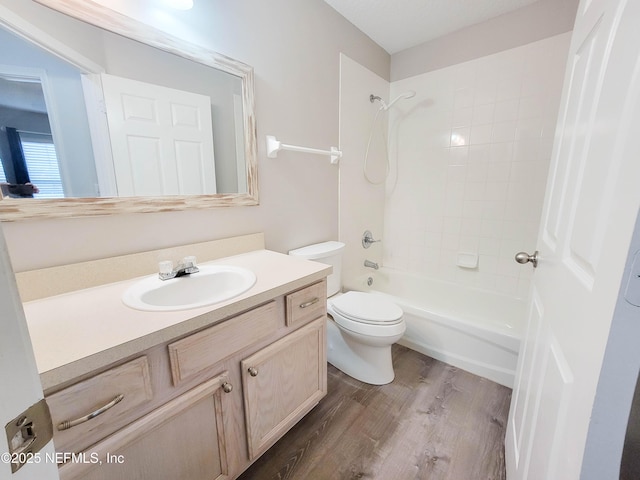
[{"left": 23, "top": 249, "right": 330, "bottom": 391}]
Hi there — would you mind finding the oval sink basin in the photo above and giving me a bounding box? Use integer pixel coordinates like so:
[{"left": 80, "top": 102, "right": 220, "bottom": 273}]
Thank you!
[{"left": 122, "top": 265, "right": 257, "bottom": 312}]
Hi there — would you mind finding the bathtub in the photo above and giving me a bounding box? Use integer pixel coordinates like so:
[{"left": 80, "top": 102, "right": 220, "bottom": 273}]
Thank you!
[{"left": 363, "top": 268, "right": 525, "bottom": 388}]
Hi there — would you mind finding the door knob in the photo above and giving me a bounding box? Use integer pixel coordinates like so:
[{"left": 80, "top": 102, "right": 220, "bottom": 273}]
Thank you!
[{"left": 515, "top": 251, "right": 538, "bottom": 268}]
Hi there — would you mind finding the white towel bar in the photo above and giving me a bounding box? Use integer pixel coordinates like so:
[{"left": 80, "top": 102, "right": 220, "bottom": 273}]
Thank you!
[{"left": 265, "top": 135, "right": 341, "bottom": 164}]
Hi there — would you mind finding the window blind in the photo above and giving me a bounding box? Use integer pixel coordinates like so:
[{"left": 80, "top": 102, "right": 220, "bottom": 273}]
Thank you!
[
  {"left": 19, "top": 132, "right": 64, "bottom": 198},
  {"left": 0, "top": 159, "right": 6, "bottom": 183}
]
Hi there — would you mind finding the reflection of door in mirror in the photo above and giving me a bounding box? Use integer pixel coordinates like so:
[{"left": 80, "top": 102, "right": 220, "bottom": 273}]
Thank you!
[
  {"left": 95, "top": 73, "right": 217, "bottom": 197},
  {"left": 98, "top": 34, "right": 246, "bottom": 196}
]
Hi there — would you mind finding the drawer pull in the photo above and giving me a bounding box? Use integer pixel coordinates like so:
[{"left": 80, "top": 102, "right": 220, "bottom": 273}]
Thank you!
[
  {"left": 222, "top": 382, "right": 233, "bottom": 393},
  {"left": 248, "top": 367, "right": 259, "bottom": 377},
  {"left": 57, "top": 394, "right": 124, "bottom": 431},
  {"left": 299, "top": 297, "right": 320, "bottom": 309}
]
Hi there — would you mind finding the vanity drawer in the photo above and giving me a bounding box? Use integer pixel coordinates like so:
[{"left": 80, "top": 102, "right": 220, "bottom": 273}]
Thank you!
[
  {"left": 286, "top": 280, "right": 327, "bottom": 327},
  {"left": 168, "top": 301, "right": 278, "bottom": 385},
  {"left": 47, "top": 356, "right": 153, "bottom": 455}
]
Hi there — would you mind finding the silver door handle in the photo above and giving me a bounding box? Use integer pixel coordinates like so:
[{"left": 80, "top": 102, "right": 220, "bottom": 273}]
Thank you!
[{"left": 515, "top": 251, "right": 538, "bottom": 268}]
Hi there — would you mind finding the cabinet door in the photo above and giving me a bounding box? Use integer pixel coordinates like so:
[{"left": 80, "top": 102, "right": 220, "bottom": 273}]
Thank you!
[
  {"left": 242, "top": 317, "right": 327, "bottom": 460},
  {"left": 59, "top": 372, "right": 233, "bottom": 480}
]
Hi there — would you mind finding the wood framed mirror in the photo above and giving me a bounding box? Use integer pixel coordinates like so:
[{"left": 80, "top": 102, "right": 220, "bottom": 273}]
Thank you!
[{"left": 0, "top": 0, "right": 258, "bottom": 221}]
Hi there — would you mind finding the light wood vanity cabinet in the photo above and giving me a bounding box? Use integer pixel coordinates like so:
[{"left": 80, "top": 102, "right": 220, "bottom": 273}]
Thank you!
[
  {"left": 48, "top": 279, "right": 327, "bottom": 480},
  {"left": 242, "top": 316, "right": 327, "bottom": 460},
  {"left": 58, "top": 372, "right": 233, "bottom": 480},
  {"left": 167, "top": 301, "right": 279, "bottom": 385}
]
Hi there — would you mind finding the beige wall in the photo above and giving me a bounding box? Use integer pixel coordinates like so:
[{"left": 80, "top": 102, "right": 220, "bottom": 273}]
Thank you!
[
  {"left": 391, "top": 0, "right": 579, "bottom": 81},
  {"left": 0, "top": 0, "right": 389, "bottom": 272}
]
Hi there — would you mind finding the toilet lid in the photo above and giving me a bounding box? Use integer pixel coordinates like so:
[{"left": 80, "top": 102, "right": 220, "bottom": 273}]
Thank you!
[{"left": 331, "top": 291, "right": 403, "bottom": 325}]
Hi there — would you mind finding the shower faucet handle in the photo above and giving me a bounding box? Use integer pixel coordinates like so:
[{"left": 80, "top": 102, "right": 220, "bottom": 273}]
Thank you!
[{"left": 362, "top": 230, "right": 381, "bottom": 249}]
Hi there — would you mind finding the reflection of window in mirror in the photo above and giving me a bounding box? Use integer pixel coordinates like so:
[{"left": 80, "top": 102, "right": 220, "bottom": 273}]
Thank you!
[
  {"left": 17, "top": 131, "right": 64, "bottom": 198},
  {"left": 0, "top": 128, "right": 63, "bottom": 199},
  {"left": 0, "top": 25, "right": 99, "bottom": 199},
  {"left": 0, "top": 25, "right": 71, "bottom": 199},
  {"left": 0, "top": 69, "right": 64, "bottom": 198}
]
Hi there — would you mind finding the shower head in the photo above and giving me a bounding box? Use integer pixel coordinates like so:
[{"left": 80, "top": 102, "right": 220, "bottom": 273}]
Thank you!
[
  {"left": 370, "top": 91, "right": 416, "bottom": 111},
  {"left": 383, "top": 90, "right": 416, "bottom": 110}
]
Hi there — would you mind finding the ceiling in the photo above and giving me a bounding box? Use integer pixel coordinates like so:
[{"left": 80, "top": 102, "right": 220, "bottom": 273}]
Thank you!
[
  {"left": 323, "top": 0, "right": 542, "bottom": 54},
  {"left": 0, "top": 78, "right": 47, "bottom": 114}
]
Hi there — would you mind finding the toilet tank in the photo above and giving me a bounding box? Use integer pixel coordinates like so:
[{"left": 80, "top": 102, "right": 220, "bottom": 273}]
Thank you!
[{"left": 288, "top": 241, "right": 345, "bottom": 296}]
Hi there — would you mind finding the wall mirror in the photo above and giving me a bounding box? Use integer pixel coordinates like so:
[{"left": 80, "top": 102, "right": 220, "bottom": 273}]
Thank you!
[{"left": 0, "top": 0, "right": 258, "bottom": 221}]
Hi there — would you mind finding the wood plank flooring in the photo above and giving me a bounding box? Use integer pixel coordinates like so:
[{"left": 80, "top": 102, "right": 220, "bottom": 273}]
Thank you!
[{"left": 237, "top": 345, "right": 511, "bottom": 480}]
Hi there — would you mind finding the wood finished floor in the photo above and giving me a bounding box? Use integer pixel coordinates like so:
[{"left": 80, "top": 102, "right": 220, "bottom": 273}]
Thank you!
[{"left": 237, "top": 345, "right": 511, "bottom": 480}]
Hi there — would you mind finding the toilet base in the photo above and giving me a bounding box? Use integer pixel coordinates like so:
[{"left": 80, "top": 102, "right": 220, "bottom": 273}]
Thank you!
[{"left": 326, "top": 317, "right": 400, "bottom": 385}]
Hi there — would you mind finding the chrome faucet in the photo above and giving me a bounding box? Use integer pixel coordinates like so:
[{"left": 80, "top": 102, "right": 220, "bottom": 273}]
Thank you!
[
  {"left": 159, "top": 256, "right": 199, "bottom": 280},
  {"left": 362, "top": 230, "right": 381, "bottom": 249},
  {"left": 364, "top": 259, "right": 379, "bottom": 270}
]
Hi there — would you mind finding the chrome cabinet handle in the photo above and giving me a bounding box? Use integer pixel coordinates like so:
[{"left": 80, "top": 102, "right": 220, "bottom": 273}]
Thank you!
[
  {"left": 515, "top": 251, "right": 539, "bottom": 268},
  {"left": 222, "top": 382, "right": 233, "bottom": 393},
  {"left": 57, "top": 394, "right": 124, "bottom": 431},
  {"left": 299, "top": 297, "right": 320, "bottom": 309},
  {"left": 248, "top": 367, "right": 258, "bottom": 377}
]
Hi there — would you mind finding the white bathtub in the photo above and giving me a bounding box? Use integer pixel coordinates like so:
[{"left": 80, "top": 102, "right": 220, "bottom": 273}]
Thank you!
[{"left": 363, "top": 268, "right": 525, "bottom": 388}]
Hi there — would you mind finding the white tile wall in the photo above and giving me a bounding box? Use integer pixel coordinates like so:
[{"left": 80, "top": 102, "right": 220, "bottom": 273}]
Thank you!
[
  {"left": 338, "top": 54, "right": 389, "bottom": 292},
  {"left": 383, "top": 33, "right": 571, "bottom": 299}
]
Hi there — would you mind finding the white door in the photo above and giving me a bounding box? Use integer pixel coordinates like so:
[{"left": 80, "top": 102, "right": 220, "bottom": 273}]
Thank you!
[
  {"left": 505, "top": 0, "right": 640, "bottom": 478},
  {"left": 101, "top": 73, "right": 216, "bottom": 197},
  {"left": 0, "top": 224, "right": 59, "bottom": 480}
]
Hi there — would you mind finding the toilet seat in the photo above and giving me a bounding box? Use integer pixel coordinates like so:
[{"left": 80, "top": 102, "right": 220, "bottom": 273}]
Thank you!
[
  {"left": 328, "top": 291, "right": 405, "bottom": 338},
  {"left": 330, "top": 291, "right": 403, "bottom": 325}
]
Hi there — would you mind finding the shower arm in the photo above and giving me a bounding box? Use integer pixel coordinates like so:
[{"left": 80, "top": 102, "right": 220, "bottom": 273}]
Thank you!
[{"left": 369, "top": 91, "right": 416, "bottom": 111}]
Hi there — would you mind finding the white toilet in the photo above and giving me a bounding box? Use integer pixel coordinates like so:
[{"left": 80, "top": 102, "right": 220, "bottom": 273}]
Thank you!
[{"left": 289, "top": 241, "right": 406, "bottom": 385}]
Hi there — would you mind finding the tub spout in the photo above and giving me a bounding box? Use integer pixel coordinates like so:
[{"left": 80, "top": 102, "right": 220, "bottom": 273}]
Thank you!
[{"left": 364, "top": 260, "right": 379, "bottom": 270}]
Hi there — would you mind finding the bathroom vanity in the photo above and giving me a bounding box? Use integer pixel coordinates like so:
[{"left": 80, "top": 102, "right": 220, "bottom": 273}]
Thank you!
[{"left": 19, "top": 235, "right": 330, "bottom": 480}]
